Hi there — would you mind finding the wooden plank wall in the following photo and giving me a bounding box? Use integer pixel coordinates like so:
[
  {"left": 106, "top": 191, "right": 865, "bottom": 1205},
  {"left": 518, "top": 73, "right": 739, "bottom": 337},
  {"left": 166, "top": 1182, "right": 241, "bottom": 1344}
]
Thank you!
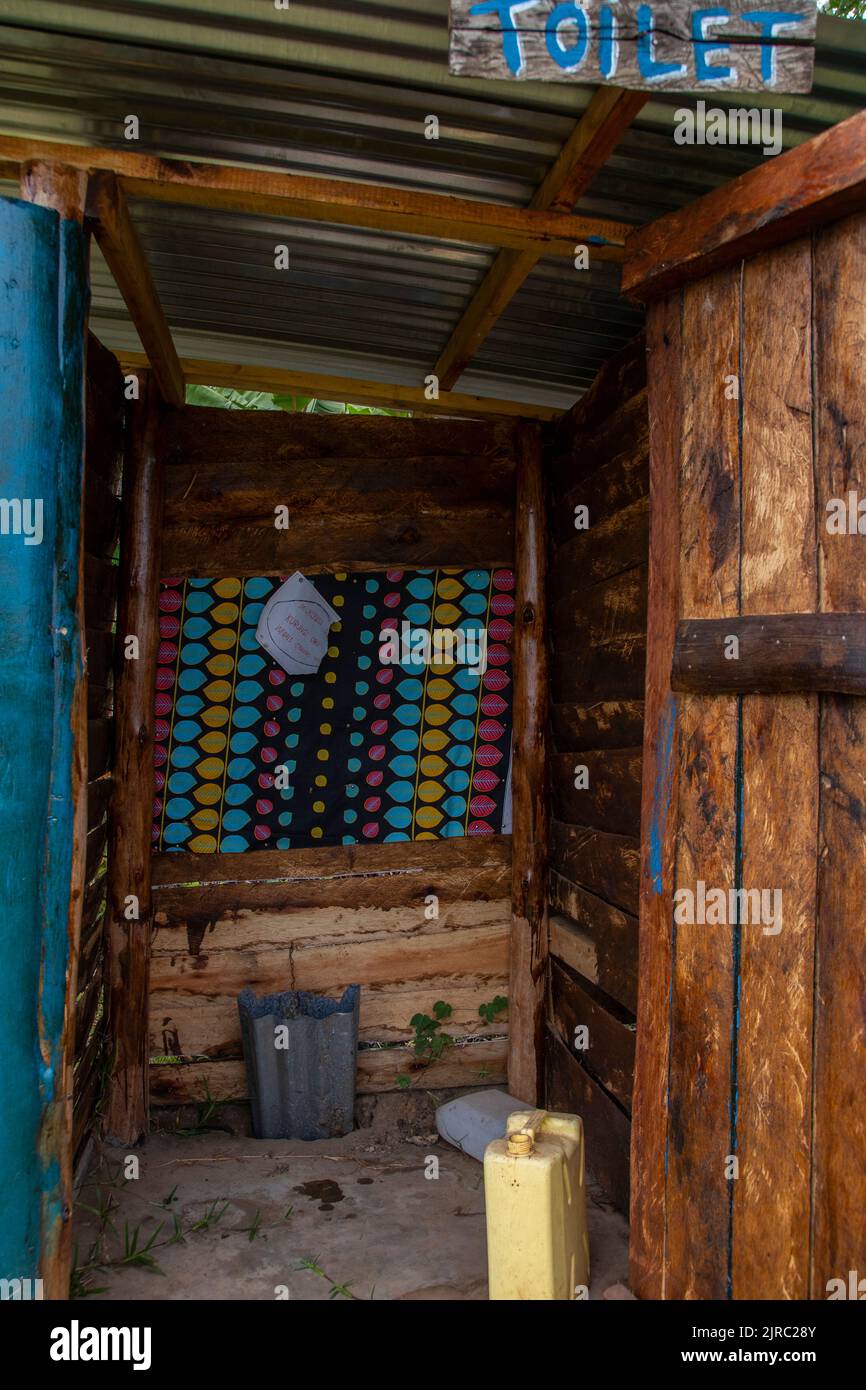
[
  {"left": 159, "top": 411, "right": 517, "bottom": 576},
  {"left": 631, "top": 210, "right": 866, "bottom": 1300},
  {"left": 543, "top": 335, "right": 648, "bottom": 1212},
  {"left": 149, "top": 409, "right": 517, "bottom": 1103},
  {"left": 73, "top": 333, "right": 124, "bottom": 1168}
]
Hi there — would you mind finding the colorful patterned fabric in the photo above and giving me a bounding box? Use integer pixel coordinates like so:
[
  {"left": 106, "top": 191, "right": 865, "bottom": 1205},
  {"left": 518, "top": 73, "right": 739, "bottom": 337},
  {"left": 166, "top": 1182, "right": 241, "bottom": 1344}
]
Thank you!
[{"left": 153, "top": 567, "right": 514, "bottom": 853}]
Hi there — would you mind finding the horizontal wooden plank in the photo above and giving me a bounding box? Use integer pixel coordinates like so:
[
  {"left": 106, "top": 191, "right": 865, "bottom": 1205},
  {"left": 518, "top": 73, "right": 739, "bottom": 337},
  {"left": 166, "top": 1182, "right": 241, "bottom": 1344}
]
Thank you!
[
  {"left": 0, "top": 134, "right": 632, "bottom": 257},
  {"left": 553, "top": 634, "right": 647, "bottom": 705},
  {"left": 550, "top": 333, "right": 646, "bottom": 446},
  {"left": 623, "top": 109, "right": 866, "bottom": 302},
  {"left": 153, "top": 834, "right": 510, "bottom": 887},
  {"left": 550, "top": 390, "right": 649, "bottom": 536},
  {"left": 450, "top": 1, "right": 815, "bottom": 93},
  {"left": 150, "top": 920, "right": 509, "bottom": 996},
  {"left": 551, "top": 819, "right": 640, "bottom": 917},
  {"left": 549, "top": 878, "right": 638, "bottom": 1014},
  {"left": 551, "top": 496, "right": 649, "bottom": 591},
  {"left": 545, "top": 1028, "right": 631, "bottom": 1214},
  {"left": 551, "top": 748, "right": 643, "bottom": 838},
  {"left": 548, "top": 911, "right": 598, "bottom": 986},
  {"left": 552, "top": 565, "right": 648, "bottom": 656},
  {"left": 123, "top": 351, "right": 559, "bottom": 422},
  {"left": 150, "top": 1037, "right": 509, "bottom": 1103},
  {"left": 150, "top": 980, "right": 508, "bottom": 1059},
  {"left": 548, "top": 958, "right": 636, "bottom": 1111},
  {"left": 551, "top": 699, "right": 644, "bottom": 753},
  {"left": 672, "top": 613, "right": 866, "bottom": 694},
  {"left": 159, "top": 409, "right": 517, "bottom": 572},
  {"left": 163, "top": 515, "right": 513, "bottom": 576},
  {"left": 161, "top": 408, "right": 518, "bottom": 468},
  {"left": 154, "top": 897, "right": 508, "bottom": 956}
]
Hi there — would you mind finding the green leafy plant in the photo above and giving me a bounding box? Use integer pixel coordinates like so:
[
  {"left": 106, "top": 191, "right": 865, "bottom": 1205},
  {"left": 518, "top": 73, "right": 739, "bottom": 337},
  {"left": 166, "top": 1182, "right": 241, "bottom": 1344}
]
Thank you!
[
  {"left": 298, "top": 1255, "right": 360, "bottom": 1300},
  {"left": 478, "top": 995, "right": 508, "bottom": 1027},
  {"left": 396, "top": 995, "right": 507, "bottom": 1087},
  {"left": 185, "top": 384, "right": 406, "bottom": 416}
]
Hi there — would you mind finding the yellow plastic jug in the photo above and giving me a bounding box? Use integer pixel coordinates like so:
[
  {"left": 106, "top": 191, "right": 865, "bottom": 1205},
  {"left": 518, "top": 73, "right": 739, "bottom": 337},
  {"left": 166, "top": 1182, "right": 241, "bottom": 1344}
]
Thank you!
[{"left": 484, "top": 1108, "right": 589, "bottom": 1300}]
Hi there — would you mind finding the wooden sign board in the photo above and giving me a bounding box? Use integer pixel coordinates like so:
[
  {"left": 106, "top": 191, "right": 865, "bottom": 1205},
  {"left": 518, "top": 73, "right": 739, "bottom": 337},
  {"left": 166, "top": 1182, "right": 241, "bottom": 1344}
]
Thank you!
[{"left": 449, "top": 2, "right": 816, "bottom": 93}]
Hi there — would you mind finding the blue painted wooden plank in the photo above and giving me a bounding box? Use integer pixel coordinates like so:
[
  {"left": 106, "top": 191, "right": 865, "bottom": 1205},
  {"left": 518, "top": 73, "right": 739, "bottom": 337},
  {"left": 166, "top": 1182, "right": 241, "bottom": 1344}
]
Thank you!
[{"left": 0, "top": 196, "right": 87, "bottom": 1287}]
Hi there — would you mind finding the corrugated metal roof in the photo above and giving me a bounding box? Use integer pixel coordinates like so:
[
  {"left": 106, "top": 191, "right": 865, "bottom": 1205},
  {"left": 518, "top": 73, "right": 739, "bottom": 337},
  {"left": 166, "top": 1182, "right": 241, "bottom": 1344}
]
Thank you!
[{"left": 0, "top": 2, "right": 864, "bottom": 407}]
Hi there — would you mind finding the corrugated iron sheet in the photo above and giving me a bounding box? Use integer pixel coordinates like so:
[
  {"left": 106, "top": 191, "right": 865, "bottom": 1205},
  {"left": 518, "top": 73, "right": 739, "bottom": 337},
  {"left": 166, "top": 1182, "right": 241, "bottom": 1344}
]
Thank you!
[{"left": 0, "top": 2, "right": 863, "bottom": 407}]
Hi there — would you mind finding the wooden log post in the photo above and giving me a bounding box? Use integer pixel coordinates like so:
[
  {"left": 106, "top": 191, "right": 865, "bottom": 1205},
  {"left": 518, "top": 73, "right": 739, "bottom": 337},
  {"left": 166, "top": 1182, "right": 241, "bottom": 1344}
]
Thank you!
[
  {"left": 105, "top": 372, "right": 165, "bottom": 1144},
  {"left": 2, "top": 162, "right": 88, "bottom": 1298},
  {"left": 507, "top": 425, "right": 549, "bottom": 1105}
]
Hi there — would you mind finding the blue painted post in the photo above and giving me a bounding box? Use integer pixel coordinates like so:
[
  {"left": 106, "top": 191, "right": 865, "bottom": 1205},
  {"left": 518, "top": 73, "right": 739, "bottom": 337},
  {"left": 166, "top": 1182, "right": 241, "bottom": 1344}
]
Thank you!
[{"left": 0, "top": 184, "right": 88, "bottom": 1297}]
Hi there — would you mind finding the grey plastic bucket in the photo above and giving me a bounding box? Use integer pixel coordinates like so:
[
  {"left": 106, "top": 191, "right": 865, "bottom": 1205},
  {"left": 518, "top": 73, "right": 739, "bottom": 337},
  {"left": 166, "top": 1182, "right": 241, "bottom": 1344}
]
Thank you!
[{"left": 237, "top": 984, "right": 360, "bottom": 1140}]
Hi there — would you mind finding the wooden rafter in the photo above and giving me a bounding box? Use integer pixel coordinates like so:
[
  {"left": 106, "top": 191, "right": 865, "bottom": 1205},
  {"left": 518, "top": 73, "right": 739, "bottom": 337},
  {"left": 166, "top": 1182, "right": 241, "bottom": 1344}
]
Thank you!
[
  {"left": 0, "top": 135, "right": 630, "bottom": 260},
  {"left": 622, "top": 107, "right": 866, "bottom": 303},
  {"left": 117, "top": 351, "right": 561, "bottom": 421},
  {"left": 87, "top": 172, "right": 185, "bottom": 407},
  {"left": 433, "top": 87, "right": 647, "bottom": 391}
]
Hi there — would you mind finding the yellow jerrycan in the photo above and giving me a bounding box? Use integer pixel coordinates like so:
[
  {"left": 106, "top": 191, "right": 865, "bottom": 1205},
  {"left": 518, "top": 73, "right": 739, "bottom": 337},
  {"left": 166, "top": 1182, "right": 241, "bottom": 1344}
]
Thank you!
[{"left": 484, "top": 1108, "right": 589, "bottom": 1300}]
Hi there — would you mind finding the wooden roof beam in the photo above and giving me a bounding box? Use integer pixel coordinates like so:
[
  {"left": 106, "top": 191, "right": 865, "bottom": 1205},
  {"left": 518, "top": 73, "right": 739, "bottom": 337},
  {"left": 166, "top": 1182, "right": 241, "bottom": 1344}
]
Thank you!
[
  {"left": 117, "top": 351, "right": 562, "bottom": 421},
  {"left": 88, "top": 172, "right": 185, "bottom": 407},
  {"left": 433, "top": 87, "right": 647, "bottom": 392},
  {"left": 622, "top": 108, "right": 866, "bottom": 303},
  {"left": 0, "top": 135, "right": 630, "bottom": 259}
]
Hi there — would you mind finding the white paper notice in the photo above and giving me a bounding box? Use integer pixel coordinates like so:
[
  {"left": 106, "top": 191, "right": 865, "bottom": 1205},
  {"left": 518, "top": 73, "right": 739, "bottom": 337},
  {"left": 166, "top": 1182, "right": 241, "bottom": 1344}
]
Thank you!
[{"left": 256, "top": 573, "right": 340, "bottom": 676}]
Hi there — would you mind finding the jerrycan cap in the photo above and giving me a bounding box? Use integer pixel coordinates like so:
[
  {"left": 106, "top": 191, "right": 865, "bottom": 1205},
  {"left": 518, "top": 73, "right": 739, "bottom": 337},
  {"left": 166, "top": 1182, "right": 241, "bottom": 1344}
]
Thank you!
[{"left": 506, "top": 1109, "right": 548, "bottom": 1156}]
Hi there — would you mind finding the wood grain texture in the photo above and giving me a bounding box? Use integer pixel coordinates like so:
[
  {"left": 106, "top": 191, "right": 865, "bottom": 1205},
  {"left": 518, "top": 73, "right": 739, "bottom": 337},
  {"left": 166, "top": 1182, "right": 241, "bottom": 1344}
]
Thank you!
[
  {"left": 672, "top": 613, "right": 866, "bottom": 694},
  {"left": 151, "top": 982, "right": 508, "bottom": 1060},
  {"left": 551, "top": 747, "right": 643, "bottom": 837},
  {"left": 1, "top": 133, "right": 630, "bottom": 257},
  {"left": 549, "top": 879, "right": 638, "bottom": 1013},
  {"left": 551, "top": 698, "right": 645, "bottom": 753},
  {"left": 811, "top": 210, "right": 866, "bottom": 1298},
  {"left": 732, "top": 240, "right": 817, "bottom": 1301},
  {"left": 16, "top": 162, "right": 89, "bottom": 1300},
  {"left": 623, "top": 109, "right": 866, "bottom": 303},
  {"left": 150, "top": 1039, "right": 509, "bottom": 1105},
  {"left": 105, "top": 376, "right": 165, "bottom": 1144},
  {"left": 119, "top": 351, "right": 559, "bottom": 422},
  {"left": 434, "top": 88, "right": 645, "bottom": 389},
  {"left": 545, "top": 1029, "right": 631, "bottom": 1214},
  {"left": 160, "top": 408, "right": 517, "bottom": 575},
  {"left": 449, "top": 0, "right": 815, "bottom": 91},
  {"left": 666, "top": 268, "right": 741, "bottom": 1302},
  {"left": 551, "top": 819, "right": 640, "bottom": 916},
  {"left": 629, "top": 293, "right": 682, "bottom": 1301},
  {"left": 88, "top": 173, "right": 184, "bottom": 408},
  {"left": 548, "top": 958, "right": 635, "bottom": 1111},
  {"left": 149, "top": 838, "right": 512, "bottom": 1093},
  {"left": 508, "top": 426, "right": 549, "bottom": 1104}
]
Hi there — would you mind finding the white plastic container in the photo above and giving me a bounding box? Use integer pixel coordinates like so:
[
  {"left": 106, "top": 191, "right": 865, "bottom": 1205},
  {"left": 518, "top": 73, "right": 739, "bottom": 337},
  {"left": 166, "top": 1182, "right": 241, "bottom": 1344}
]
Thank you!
[{"left": 435, "top": 1089, "right": 527, "bottom": 1162}]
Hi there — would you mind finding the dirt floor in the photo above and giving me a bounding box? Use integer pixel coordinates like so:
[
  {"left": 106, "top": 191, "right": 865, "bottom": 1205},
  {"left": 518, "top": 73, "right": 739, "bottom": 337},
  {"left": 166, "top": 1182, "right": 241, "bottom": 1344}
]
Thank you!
[{"left": 73, "top": 1094, "right": 630, "bottom": 1301}]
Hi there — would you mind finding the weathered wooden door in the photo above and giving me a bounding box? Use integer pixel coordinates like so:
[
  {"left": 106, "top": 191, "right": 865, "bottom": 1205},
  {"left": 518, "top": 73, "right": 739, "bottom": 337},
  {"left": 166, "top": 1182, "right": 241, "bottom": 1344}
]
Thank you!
[
  {"left": 624, "top": 112, "right": 866, "bottom": 1300},
  {"left": 0, "top": 182, "right": 88, "bottom": 1296}
]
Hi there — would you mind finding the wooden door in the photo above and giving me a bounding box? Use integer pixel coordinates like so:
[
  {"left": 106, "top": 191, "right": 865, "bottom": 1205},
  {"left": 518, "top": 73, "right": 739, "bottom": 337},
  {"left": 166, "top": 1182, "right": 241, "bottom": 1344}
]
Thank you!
[{"left": 624, "top": 111, "right": 866, "bottom": 1300}]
